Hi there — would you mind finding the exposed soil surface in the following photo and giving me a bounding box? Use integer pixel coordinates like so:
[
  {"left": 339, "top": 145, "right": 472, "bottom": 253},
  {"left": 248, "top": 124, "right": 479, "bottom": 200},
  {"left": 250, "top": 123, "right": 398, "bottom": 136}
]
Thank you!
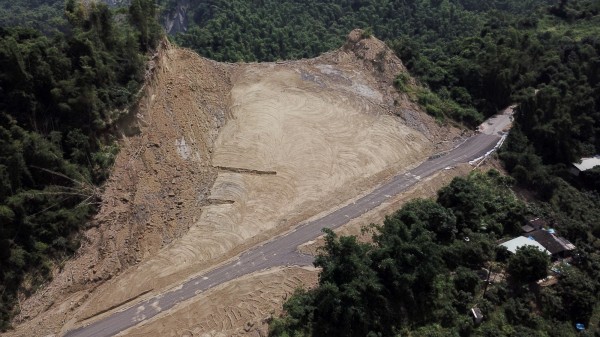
[
  {"left": 120, "top": 267, "right": 319, "bottom": 337},
  {"left": 7, "top": 30, "right": 462, "bottom": 337},
  {"left": 119, "top": 165, "right": 474, "bottom": 337}
]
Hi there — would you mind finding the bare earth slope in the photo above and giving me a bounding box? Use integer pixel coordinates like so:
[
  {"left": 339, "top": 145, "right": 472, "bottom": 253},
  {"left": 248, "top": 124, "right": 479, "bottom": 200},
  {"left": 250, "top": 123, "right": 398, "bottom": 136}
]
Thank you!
[
  {"left": 6, "top": 31, "right": 461, "bottom": 337},
  {"left": 121, "top": 167, "right": 472, "bottom": 337}
]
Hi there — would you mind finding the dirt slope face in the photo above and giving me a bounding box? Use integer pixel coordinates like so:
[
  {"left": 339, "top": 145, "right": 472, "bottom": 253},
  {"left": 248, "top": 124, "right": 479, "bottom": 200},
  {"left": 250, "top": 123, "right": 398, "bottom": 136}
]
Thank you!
[
  {"left": 8, "top": 42, "right": 232, "bottom": 336},
  {"left": 122, "top": 266, "right": 320, "bottom": 337},
  {"left": 8, "top": 30, "right": 460, "bottom": 337}
]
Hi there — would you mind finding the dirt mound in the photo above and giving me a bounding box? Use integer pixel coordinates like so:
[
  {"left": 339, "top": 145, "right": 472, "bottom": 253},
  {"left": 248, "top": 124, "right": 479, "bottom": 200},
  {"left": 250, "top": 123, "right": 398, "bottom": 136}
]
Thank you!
[{"left": 8, "top": 31, "right": 461, "bottom": 337}]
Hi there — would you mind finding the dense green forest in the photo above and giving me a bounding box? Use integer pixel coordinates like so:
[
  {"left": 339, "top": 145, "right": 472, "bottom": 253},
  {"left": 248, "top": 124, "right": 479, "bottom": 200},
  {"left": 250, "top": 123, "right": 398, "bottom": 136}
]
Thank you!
[
  {"left": 169, "top": 0, "right": 551, "bottom": 63},
  {"left": 270, "top": 171, "right": 600, "bottom": 336},
  {"left": 167, "top": 0, "right": 554, "bottom": 124},
  {"left": 0, "top": 0, "right": 161, "bottom": 330},
  {"left": 0, "top": 0, "right": 67, "bottom": 34}
]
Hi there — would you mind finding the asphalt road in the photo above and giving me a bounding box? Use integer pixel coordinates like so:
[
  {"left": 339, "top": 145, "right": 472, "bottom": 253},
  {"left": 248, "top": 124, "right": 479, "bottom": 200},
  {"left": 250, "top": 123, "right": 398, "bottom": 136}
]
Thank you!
[{"left": 63, "top": 111, "right": 510, "bottom": 337}]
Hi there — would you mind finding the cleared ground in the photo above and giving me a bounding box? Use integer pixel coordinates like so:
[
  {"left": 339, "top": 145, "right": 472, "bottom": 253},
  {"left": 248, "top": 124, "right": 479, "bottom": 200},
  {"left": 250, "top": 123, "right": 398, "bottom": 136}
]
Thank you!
[
  {"left": 7, "top": 31, "right": 461, "bottom": 337},
  {"left": 120, "top": 267, "right": 319, "bottom": 337},
  {"left": 116, "top": 164, "right": 474, "bottom": 337},
  {"left": 73, "top": 39, "right": 434, "bottom": 326}
]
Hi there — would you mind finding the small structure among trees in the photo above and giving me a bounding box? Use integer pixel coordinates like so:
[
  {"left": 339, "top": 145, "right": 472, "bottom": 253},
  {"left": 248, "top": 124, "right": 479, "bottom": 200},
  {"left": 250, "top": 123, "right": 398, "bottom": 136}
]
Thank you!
[
  {"left": 527, "top": 229, "right": 576, "bottom": 259},
  {"left": 502, "top": 219, "right": 576, "bottom": 261},
  {"left": 521, "top": 217, "right": 546, "bottom": 233},
  {"left": 571, "top": 155, "right": 600, "bottom": 176},
  {"left": 499, "top": 236, "right": 550, "bottom": 255},
  {"left": 470, "top": 307, "right": 484, "bottom": 324}
]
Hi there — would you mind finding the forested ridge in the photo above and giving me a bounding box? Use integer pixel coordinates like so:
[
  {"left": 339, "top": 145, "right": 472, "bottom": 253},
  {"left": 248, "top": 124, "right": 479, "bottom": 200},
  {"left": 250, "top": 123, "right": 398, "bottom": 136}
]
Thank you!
[
  {"left": 0, "top": 0, "right": 161, "bottom": 330},
  {"left": 0, "top": 0, "right": 67, "bottom": 34},
  {"left": 168, "top": 0, "right": 600, "bottom": 133},
  {"left": 167, "top": 0, "right": 553, "bottom": 124}
]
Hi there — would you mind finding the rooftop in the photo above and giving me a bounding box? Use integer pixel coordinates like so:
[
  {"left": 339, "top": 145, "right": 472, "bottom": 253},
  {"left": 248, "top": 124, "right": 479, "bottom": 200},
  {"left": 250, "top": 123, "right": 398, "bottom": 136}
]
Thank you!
[
  {"left": 521, "top": 224, "right": 535, "bottom": 233},
  {"left": 573, "top": 155, "right": 600, "bottom": 171},
  {"left": 500, "top": 236, "right": 550, "bottom": 255},
  {"left": 528, "top": 217, "right": 547, "bottom": 230},
  {"left": 471, "top": 307, "right": 483, "bottom": 319},
  {"left": 528, "top": 229, "right": 576, "bottom": 255}
]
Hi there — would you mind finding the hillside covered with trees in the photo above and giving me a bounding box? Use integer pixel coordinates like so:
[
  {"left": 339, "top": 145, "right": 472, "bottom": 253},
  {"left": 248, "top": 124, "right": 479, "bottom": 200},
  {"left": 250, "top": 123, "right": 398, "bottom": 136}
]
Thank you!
[
  {"left": 166, "top": 0, "right": 552, "bottom": 124},
  {"left": 0, "top": 0, "right": 161, "bottom": 330},
  {"left": 270, "top": 171, "right": 600, "bottom": 336},
  {"left": 167, "top": 0, "right": 600, "bottom": 137}
]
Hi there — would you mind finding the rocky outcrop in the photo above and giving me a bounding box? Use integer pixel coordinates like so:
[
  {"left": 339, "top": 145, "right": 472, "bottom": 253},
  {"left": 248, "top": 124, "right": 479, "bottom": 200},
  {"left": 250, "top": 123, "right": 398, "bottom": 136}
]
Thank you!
[{"left": 162, "top": 0, "right": 190, "bottom": 34}]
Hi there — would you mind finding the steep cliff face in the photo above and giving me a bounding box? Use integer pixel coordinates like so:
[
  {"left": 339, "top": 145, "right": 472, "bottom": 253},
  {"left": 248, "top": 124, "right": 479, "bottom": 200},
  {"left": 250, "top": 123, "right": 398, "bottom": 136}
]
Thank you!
[
  {"left": 162, "top": 0, "right": 189, "bottom": 34},
  {"left": 99, "top": 0, "right": 189, "bottom": 34}
]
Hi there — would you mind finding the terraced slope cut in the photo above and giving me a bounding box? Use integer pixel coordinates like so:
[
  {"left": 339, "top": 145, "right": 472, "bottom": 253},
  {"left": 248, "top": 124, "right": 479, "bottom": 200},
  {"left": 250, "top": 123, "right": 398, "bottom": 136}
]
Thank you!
[{"left": 8, "top": 31, "right": 461, "bottom": 337}]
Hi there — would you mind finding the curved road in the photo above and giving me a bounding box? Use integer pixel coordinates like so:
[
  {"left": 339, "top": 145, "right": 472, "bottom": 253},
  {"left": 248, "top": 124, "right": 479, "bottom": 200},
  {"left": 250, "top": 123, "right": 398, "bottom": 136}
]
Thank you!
[{"left": 64, "top": 111, "right": 512, "bottom": 337}]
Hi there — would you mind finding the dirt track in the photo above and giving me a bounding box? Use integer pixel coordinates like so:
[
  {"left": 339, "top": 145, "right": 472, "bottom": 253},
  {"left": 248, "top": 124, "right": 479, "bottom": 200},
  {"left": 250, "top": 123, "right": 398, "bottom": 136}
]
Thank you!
[{"left": 7, "top": 31, "right": 462, "bottom": 337}]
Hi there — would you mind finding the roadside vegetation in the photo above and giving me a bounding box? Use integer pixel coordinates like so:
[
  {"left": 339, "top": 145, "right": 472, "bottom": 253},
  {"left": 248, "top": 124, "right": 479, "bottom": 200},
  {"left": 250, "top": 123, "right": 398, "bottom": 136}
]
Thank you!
[
  {"left": 0, "top": 0, "right": 161, "bottom": 330},
  {"left": 269, "top": 171, "right": 600, "bottom": 336}
]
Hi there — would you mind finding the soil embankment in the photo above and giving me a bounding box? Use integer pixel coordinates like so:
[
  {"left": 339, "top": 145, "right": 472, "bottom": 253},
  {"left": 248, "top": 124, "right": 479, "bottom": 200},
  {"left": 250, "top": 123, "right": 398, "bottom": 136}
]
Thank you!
[{"left": 8, "top": 30, "right": 462, "bottom": 337}]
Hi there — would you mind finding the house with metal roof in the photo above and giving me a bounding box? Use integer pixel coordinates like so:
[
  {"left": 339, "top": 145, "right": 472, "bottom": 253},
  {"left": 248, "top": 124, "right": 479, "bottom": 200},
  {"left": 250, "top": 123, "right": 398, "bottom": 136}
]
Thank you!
[
  {"left": 499, "top": 236, "right": 550, "bottom": 255},
  {"left": 527, "top": 229, "right": 575, "bottom": 259},
  {"left": 502, "top": 224, "right": 576, "bottom": 260},
  {"left": 571, "top": 155, "right": 600, "bottom": 175}
]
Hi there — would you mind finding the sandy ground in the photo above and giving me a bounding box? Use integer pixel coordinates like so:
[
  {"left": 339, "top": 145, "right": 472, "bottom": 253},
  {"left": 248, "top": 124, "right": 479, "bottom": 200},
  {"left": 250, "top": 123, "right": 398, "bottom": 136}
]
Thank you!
[
  {"left": 208, "top": 65, "right": 429, "bottom": 250},
  {"left": 6, "top": 31, "right": 463, "bottom": 337},
  {"left": 119, "top": 267, "right": 319, "bottom": 337},
  {"left": 116, "top": 164, "right": 475, "bottom": 337},
  {"left": 68, "top": 34, "right": 438, "bottom": 328}
]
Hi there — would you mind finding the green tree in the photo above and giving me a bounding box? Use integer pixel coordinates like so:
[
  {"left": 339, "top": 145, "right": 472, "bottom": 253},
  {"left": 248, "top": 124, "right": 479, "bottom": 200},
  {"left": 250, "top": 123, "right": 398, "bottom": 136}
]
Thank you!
[
  {"left": 311, "top": 229, "right": 389, "bottom": 337},
  {"left": 0, "top": 0, "right": 162, "bottom": 329},
  {"left": 507, "top": 246, "right": 550, "bottom": 285},
  {"left": 554, "top": 267, "right": 597, "bottom": 323}
]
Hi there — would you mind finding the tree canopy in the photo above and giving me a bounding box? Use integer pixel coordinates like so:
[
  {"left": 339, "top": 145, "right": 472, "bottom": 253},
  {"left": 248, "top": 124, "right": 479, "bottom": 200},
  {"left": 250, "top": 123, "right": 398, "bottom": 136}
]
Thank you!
[
  {"left": 0, "top": 0, "right": 161, "bottom": 330},
  {"left": 270, "top": 171, "right": 600, "bottom": 336},
  {"left": 507, "top": 246, "right": 550, "bottom": 284},
  {"left": 3, "top": 0, "right": 600, "bottom": 334}
]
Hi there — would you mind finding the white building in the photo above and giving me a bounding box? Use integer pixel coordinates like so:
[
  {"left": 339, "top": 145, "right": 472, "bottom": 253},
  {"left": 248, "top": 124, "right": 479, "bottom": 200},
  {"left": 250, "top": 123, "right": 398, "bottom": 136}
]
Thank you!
[
  {"left": 571, "top": 156, "right": 600, "bottom": 175},
  {"left": 499, "top": 236, "right": 550, "bottom": 255}
]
